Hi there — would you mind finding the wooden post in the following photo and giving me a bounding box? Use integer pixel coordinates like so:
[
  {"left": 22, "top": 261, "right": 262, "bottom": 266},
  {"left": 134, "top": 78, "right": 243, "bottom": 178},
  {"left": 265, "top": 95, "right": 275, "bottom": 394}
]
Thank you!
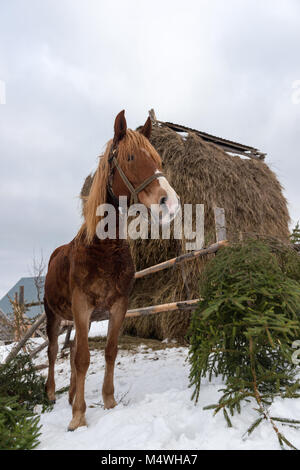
[
  {"left": 5, "top": 312, "right": 46, "bottom": 363},
  {"left": 13, "top": 292, "right": 19, "bottom": 342},
  {"left": 180, "top": 264, "right": 191, "bottom": 299},
  {"left": 19, "top": 286, "right": 24, "bottom": 307},
  {"left": 214, "top": 207, "right": 227, "bottom": 242},
  {"left": 148, "top": 108, "right": 157, "bottom": 122}
]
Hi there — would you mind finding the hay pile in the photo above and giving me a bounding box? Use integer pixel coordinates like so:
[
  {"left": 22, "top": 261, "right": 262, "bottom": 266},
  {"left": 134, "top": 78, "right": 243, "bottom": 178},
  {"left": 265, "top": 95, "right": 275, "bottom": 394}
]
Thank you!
[{"left": 81, "top": 123, "right": 290, "bottom": 341}]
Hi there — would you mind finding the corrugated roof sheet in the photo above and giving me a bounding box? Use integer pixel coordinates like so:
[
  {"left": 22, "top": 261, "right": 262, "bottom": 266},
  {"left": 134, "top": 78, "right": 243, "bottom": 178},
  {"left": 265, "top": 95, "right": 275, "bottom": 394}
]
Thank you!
[
  {"left": 156, "top": 120, "right": 266, "bottom": 160},
  {"left": 0, "top": 277, "right": 45, "bottom": 319}
]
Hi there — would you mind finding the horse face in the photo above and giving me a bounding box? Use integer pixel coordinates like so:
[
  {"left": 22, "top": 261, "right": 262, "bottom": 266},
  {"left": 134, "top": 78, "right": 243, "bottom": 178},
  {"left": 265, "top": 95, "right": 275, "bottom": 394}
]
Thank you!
[
  {"left": 133, "top": 150, "right": 180, "bottom": 225},
  {"left": 112, "top": 111, "right": 180, "bottom": 225}
]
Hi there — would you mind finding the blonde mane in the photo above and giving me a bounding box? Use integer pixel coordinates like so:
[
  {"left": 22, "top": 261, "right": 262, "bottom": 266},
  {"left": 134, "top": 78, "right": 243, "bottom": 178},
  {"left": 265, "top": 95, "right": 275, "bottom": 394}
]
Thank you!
[{"left": 77, "top": 129, "right": 162, "bottom": 245}]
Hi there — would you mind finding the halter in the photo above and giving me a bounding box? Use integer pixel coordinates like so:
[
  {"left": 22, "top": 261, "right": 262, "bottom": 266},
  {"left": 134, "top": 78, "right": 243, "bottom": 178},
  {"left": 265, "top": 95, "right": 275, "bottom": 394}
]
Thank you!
[{"left": 107, "top": 144, "right": 164, "bottom": 206}]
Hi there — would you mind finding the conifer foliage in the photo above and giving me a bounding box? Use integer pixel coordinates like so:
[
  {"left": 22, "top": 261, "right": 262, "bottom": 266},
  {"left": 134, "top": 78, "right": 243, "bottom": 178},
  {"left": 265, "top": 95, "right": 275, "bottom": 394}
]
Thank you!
[
  {"left": 0, "top": 354, "right": 52, "bottom": 450},
  {"left": 189, "top": 240, "right": 300, "bottom": 449},
  {"left": 290, "top": 221, "right": 300, "bottom": 245}
]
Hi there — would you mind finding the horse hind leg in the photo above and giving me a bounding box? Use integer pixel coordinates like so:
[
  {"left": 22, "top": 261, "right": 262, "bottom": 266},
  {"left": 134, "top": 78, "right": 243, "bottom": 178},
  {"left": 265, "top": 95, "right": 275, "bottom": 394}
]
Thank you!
[
  {"left": 102, "top": 296, "right": 128, "bottom": 410},
  {"left": 45, "top": 300, "right": 61, "bottom": 403}
]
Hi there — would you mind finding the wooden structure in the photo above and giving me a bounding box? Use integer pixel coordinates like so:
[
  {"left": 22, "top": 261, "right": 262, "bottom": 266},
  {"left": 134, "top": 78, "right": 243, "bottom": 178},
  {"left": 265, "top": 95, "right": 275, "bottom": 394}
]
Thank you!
[
  {"left": 148, "top": 109, "right": 266, "bottom": 161},
  {"left": 4, "top": 207, "right": 227, "bottom": 364}
]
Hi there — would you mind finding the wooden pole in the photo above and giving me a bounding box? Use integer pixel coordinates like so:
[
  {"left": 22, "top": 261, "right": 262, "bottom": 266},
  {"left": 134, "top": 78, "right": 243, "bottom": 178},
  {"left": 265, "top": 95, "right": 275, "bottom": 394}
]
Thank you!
[
  {"left": 5, "top": 312, "right": 46, "bottom": 363},
  {"left": 148, "top": 108, "right": 157, "bottom": 122},
  {"left": 125, "top": 298, "right": 200, "bottom": 318},
  {"left": 29, "top": 339, "right": 48, "bottom": 359},
  {"left": 214, "top": 207, "right": 227, "bottom": 242},
  {"left": 134, "top": 240, "right": 228, "bottom": 279},
  {"left": 29, "top": 325, "right": 68, "bottom": 359},
  {"left": 19, "top": 286, "right": 24, "bottom": 307},
  {"left": 32, "top": 299, "right": 201, "bottom": 330}
]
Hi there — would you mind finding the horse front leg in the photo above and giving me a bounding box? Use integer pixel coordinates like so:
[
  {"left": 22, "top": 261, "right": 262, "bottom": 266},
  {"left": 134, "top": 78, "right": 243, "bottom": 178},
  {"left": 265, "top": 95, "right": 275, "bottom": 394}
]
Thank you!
[{"left": 102, "top": 296, "right": 128, "bottom": 409}]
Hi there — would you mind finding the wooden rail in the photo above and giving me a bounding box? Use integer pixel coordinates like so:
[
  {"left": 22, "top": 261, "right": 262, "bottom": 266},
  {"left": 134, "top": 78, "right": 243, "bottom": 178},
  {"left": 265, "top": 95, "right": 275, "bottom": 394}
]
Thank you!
[
  {"left": 135, "top": 240, "right": 228, "bottom": 279},
  {"left": 4, "top": 313, "right": 46, "bottom": 363},
  {"left": 125, "top": 299, "right": 200, "bottom": 318}
]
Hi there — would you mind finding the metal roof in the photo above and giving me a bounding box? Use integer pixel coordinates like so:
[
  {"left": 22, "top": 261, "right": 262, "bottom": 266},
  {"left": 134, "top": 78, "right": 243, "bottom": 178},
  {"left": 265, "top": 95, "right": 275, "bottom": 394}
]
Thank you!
[
  {"left": 0, "top": 276, "right": 45, "bottom": 319},
  {"left": 156, "top": 120, "right": 266, "bottom": 160}
]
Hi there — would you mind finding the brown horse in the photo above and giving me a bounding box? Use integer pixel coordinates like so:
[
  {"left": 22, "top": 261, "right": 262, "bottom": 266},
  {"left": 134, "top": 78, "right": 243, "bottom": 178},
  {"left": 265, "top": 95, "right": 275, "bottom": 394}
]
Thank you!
[{"left": 44, "top": 110, "right": 179, "bottom": 431}]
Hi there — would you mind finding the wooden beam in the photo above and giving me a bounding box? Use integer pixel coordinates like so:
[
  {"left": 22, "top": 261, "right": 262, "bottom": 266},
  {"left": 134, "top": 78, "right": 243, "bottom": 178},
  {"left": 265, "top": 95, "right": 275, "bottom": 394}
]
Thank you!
[
  {"left": 24, "top": 301, "right": 44, "bottom": 308},
  {"left": 5, "top": 313, "right": 46, "bottom": 363},
  {"left": 38, "top": 299, "right": 202, "bottom": 331},
  {"left": 29, "top": 339, "right": 48, "bottom": 359},
  {"left": 134, "top": 240, "right": 228, "bottom": 279},
  {"left": 125, "top": 299, "right": 200, "bottom": 318},
  {"left": 27, "top": 300, "right": 200, "bottom": 358},
  {"left": 29, "top": 325, "right": 68, "bottom": 359}
]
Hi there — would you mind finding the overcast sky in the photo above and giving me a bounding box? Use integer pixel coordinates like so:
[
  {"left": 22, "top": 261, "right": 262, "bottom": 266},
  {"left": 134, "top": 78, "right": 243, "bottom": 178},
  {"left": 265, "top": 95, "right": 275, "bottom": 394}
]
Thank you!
[{"left": 0, "top": 0, "right": 300, "bottom": 298}]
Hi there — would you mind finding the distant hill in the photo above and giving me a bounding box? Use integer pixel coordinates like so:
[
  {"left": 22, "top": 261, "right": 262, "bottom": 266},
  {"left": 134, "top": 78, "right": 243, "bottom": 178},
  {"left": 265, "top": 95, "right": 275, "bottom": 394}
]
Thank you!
[{"left": 0, "top": 276, "right": 45, "bottom": 319}]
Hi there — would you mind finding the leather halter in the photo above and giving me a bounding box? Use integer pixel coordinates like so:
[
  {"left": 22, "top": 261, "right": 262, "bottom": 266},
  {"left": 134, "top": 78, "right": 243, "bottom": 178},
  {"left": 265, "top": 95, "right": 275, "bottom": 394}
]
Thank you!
[{"left": 107, "top": 144, "right": 164, "bottom": 206}]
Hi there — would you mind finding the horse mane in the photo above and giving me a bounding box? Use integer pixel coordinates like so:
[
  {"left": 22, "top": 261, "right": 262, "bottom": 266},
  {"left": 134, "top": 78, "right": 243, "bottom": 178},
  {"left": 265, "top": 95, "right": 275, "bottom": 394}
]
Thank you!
[{"left": 77, "top": 129, "right": 162, "bottom": 245}]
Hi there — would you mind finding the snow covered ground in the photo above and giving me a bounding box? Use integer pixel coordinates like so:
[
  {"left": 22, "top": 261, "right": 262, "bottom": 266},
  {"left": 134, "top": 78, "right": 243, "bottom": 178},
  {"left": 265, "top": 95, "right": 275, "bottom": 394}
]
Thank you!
[{"left": 1, "top": 321, "right": 300, "bottom": 450}]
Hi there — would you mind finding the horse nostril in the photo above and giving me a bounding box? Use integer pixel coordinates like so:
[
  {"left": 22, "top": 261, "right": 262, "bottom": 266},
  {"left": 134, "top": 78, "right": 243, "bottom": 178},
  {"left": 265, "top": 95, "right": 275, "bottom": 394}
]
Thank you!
[{"left": 159, "top": 196, "right": 168, "bottom": 206}]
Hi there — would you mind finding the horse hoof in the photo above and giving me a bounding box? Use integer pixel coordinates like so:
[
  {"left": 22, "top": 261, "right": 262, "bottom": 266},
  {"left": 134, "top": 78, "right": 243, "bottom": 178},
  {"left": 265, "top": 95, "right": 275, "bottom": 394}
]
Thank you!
[
  {"left": 67, "top": 416, "right": 87, "bottom": 431},
  {"left": 103, "top": 397, "right": 117, "bottom": 410}
]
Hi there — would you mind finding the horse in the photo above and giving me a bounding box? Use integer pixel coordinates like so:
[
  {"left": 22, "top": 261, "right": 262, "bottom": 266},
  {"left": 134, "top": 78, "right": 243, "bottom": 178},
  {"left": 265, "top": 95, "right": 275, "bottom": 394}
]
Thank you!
[{"left": 44, "top": 110, "right": 180, "bottom": 431}]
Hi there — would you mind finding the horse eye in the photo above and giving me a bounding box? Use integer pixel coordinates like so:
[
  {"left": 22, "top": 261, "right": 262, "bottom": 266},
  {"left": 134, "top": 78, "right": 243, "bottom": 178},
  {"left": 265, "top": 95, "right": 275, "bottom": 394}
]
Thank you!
[{"left": 128, "top": 155, "right": 134, "bottom": 161}]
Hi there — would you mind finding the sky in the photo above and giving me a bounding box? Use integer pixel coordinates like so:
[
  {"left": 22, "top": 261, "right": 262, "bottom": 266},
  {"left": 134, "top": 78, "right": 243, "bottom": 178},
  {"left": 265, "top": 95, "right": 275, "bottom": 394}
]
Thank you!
[{"left": 0, "top": 0, "right": 300, "bottom": 299}]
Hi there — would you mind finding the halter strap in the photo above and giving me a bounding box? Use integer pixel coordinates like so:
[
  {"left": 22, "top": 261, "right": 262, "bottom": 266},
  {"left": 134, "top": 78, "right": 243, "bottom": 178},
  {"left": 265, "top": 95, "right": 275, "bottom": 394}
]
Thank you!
[{"left": 107, "top": 145, "right": 164, "bottom": 206}]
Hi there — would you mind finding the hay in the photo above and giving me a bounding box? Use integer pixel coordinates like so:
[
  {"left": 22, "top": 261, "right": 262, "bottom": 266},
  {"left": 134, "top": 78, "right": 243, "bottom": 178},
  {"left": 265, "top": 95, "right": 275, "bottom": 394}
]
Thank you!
[{"left": 80, "top": 123, "right": 290, "bottom": 341}]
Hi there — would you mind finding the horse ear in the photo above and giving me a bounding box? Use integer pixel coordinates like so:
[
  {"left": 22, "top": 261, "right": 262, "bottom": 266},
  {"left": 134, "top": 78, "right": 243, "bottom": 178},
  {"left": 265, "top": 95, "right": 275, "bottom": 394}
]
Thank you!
[
  {"left": 140, "top": 116, "right": 152, "bottom": 139},
  {"left": 113, "top": 110, "right": 127, "bottom": 144}
]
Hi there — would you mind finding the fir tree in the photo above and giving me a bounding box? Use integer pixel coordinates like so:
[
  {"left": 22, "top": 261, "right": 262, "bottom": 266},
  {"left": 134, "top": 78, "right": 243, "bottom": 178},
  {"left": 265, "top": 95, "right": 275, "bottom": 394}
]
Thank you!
[
  {"left": 290, "top": 221, "right": 300, "bottom": 245},
  {"left": 188, "top": 240, "right": 300, "bottom": 450},
  {"left": 0, "top": 354, "right": 52, "bottom": 450}
]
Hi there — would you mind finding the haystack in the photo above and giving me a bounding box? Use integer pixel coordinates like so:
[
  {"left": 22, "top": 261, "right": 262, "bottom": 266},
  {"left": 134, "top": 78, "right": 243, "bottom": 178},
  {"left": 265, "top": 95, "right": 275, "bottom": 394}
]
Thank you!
[{"left": 80, "top": 120, "right": 290, "bottom": 341}]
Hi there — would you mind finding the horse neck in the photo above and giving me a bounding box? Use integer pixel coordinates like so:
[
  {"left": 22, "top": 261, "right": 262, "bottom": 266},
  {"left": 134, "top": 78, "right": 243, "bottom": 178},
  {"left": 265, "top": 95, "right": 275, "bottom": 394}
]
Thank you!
[{"left": 87, "top": 191, "right": 126, "bottom": 245}]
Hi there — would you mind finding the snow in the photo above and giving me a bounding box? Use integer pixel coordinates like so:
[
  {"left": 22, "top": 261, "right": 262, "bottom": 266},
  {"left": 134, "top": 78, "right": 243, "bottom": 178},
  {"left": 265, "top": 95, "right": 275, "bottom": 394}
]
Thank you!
[{"left": 1, "top": 321, "right": 299, "bottom": 450}]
